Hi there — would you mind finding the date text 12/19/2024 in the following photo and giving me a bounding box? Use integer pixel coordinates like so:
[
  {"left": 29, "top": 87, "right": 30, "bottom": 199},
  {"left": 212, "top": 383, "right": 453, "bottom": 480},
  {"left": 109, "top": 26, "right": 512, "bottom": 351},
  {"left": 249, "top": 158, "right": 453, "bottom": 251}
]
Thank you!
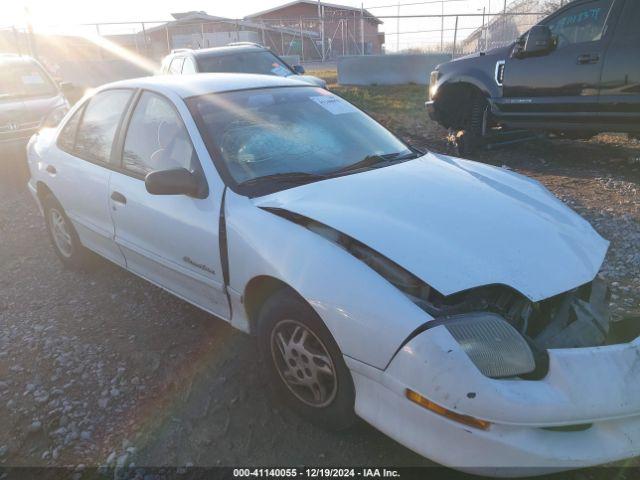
[{"left": 233, "top": 469, "right": 401, "bottom": 478}]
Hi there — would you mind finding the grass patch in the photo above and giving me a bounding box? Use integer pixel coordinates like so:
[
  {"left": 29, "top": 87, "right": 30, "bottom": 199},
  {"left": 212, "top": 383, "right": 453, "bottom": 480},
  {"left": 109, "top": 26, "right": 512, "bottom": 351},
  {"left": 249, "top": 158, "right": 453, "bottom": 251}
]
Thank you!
[
  {"left": 333, "top": 84, "right": 438, "bottom": 147},
  {"left": 306, "top": 69, "right": 338, "bottom": 85},
  {"left": 310, "top": 68, "right": 446, "bottom": 150}
]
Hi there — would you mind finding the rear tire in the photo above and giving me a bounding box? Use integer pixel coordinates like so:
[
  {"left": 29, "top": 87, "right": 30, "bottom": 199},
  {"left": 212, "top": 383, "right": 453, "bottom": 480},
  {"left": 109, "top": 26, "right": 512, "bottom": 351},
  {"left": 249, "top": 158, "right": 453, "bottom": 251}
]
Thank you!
[
  {"left": 42, "top": 193, "right": 95, "bottom": 270},
  {"left": 257, "top": 288, "right": 356, "bottom": 431}
]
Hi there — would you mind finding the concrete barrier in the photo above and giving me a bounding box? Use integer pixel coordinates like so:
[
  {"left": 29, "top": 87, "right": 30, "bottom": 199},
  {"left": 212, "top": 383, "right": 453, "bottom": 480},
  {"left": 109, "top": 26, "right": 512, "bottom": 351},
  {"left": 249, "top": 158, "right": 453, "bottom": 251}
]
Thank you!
[
  {"left": 337, "top": 54, "right": 451, "bottom": 86},
  {"left": 280, "top": 55, "right": 301, "bottom": 66}
]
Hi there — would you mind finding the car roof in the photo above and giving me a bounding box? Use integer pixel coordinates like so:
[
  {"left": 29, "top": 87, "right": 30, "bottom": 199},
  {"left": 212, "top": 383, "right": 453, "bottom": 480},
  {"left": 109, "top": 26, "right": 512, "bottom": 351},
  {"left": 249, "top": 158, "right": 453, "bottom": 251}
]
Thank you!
[
  {"left": 0, "top": 54, "right": 38, "bottom": 66},
  {"left": 104, "top": 72, "right": 311, "bottom": 99},
  {"left": 181, "top": 44, "right": 267, "bottom": 59}
]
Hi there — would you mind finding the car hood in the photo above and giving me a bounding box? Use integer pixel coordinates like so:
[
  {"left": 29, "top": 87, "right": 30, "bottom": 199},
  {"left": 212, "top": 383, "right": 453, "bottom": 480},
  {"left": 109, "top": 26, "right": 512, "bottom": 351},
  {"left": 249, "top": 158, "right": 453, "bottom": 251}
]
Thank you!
[
  {"left": 254, "top": 153, "right": 608, "bottom": 302},
  {"left": 449, "top": 44, "right": 512, "bottom": 63},
  {"left": 295, "top": 74, "right": 327, "bottom": 89}
]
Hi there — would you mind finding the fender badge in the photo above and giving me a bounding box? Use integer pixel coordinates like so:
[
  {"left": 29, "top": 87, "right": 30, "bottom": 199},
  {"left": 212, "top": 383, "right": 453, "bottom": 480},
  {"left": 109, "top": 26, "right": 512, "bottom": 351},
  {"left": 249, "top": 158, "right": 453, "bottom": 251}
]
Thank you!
[{"left": 183, "top": 256, "right": 215, "bottom": 275}]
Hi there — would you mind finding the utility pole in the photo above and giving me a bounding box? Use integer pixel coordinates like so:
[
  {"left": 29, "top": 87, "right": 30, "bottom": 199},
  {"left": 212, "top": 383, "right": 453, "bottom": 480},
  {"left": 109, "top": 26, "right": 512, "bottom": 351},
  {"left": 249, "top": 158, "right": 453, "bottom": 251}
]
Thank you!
[
  {"left": 360, "top": 3, "right": 365, "bottom": 55},
  {"left": 317, "top": 0, "right": 325, "bottom": 61},
  {"left": 397, "top": 0, "right": 400, "bottom": 52},
  {"left": 142, "top": 22, "right": 149, "bottom": 56},
  {"left": 12, "top": 26, "right": 22, "bottom": 56},
  {"left": 482, "top": 6, "right": 486, "bottom": 51},
  {"left": 440, "top": 0, "right": 444, "bottom": 52},
  {"left": 300, "top": 16, "right": 304, "bottom": 61},
  {"left": 487, "top": 0, "right": 491, "bottom": 50},
  {"left": 24, "top": 7, "right": 37, "bottom": 59},
  {"left": 452, "top": 15, "right": 458, "bottom": 58}
]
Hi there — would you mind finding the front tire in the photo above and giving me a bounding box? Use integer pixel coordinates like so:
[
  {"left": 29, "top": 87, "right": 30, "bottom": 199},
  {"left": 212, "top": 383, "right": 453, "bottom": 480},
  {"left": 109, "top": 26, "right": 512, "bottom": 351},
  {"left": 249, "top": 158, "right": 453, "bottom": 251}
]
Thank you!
[
  {"left": 42, "top": 194, "right": 95, "bottom": 270},
  {"left": 451, "top": 94, "right": 489, "bottom": 157},
  {"left": 257, "top": 289, "right": 356, "bottom": 431}
]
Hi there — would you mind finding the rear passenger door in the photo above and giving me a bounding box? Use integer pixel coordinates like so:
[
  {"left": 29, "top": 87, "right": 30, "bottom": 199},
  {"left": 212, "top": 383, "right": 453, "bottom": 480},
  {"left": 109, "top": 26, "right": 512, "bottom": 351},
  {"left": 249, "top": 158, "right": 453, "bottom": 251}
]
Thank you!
[
  {"left": 51, "top": 89, "right": 133, "bottom": 266},
  {"left": 109, "top": 91, "right": 230, "bottom": 318},
  {"left": 598, "top": 0, "right": 640, "bottom": 126}
]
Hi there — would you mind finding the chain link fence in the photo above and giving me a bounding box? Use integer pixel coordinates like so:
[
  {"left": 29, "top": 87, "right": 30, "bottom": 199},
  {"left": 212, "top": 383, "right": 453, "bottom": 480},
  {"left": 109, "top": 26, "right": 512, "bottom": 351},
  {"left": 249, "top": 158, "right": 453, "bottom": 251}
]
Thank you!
[{"left": 0, "top": 0, "right": 559, "bottom": 82}]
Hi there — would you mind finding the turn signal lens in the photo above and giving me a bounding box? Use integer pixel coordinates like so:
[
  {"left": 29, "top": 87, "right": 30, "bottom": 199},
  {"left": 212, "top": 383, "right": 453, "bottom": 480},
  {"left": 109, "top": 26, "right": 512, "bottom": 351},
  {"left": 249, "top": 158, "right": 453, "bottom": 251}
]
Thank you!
[{"left": 406, "top": 389, "right": 491, "bottom": 430}]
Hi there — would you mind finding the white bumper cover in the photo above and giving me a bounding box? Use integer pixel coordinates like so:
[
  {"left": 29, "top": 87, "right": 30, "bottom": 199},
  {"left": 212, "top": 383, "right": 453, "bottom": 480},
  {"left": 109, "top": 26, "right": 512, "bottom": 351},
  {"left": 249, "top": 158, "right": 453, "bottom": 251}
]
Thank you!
[{"left": 347, "top": 326, "right": 640, "bottom": 475}]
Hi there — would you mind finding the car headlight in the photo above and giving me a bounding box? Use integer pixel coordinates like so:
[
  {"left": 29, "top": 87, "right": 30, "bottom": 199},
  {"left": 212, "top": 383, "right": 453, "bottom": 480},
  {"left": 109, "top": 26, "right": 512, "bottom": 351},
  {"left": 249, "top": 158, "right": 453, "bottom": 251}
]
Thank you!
[
  {"left": 42, "top": 105, "right": 69, "bottom": 129},
  {"left": 444, "top": 312, "right": 536, "bottom": 378},
  {"left": 428, "top": 70, "right": 440, "bottom": 100}
]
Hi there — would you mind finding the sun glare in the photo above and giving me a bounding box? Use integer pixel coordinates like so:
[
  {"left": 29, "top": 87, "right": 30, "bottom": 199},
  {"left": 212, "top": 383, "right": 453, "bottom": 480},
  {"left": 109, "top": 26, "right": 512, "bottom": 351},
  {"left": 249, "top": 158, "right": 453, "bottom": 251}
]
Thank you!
[{"left": 80, "top": 33, "right": 159, "bottom": 74}]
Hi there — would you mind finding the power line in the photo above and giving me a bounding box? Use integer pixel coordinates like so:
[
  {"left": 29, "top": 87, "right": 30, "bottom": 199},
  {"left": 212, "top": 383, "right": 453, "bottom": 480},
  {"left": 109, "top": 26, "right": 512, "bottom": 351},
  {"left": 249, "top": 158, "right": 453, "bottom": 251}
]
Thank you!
[
  {"left": 385, "top": 25, "right": 477, "bottom": 35},
  {"left": 366, "top": 0, "right": 467, "bottom": 10}
]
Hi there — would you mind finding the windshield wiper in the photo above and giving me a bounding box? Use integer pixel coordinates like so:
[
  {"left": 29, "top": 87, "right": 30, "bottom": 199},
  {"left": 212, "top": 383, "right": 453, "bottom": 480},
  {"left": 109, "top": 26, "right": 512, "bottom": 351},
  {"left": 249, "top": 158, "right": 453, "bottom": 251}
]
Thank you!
[
  {"left": 237, "top": 171, "right": 327, "bottom": 188},
  {"left": 331, "top": 150, "right": 419, "bottom": 176}
]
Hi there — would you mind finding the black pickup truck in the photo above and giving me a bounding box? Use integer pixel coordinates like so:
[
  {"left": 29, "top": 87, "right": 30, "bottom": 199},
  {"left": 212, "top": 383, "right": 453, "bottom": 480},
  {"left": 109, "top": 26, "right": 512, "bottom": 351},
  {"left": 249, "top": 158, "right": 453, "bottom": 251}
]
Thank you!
[{"left": 426, "top": 0, "right": 640, "bottom": 151}]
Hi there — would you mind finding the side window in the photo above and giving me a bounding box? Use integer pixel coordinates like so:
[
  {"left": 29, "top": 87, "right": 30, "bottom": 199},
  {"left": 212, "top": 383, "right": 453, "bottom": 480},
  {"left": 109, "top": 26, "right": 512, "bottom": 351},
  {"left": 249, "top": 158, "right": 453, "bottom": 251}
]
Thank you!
[
  {"left": 122, "top": 92, "right": 196, "bottom": 176},
  {"left": 75, "top": 90, "right": 132, "bottom": 164},
  {"left": 169, "top": 57, "right": 184, "bottom": 75},
  {"left": 57, "top": 104, "right": 84, "bottom": 153},
  {"left": 546, "top": 0, "right": 613, "bottom": 48},
  {"left": 182, "top": 57, "right": 197, "bottom": 75}
]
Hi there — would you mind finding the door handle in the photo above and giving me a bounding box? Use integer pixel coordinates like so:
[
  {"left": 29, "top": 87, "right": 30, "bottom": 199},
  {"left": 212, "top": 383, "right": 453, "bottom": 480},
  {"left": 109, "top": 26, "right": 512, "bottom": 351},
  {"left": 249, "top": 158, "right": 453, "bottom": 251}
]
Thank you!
[
  {"left": 577, "top": 53, "right": 599, "bottom": 64},
  {"left": 45, "top": 165, "right": 57, "bottom": 175},
  {"left": 110, "top": 191, "right": 127, "bottom": 205}
]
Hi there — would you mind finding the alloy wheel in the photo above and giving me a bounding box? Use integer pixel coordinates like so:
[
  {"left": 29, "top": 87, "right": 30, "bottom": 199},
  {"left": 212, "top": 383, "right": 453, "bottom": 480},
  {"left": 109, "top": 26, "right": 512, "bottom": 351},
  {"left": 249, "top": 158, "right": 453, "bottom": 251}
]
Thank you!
[
  {"left": 270, "top": 319, "right": 338, "bottom": 408},
  {"left": 49, "top": 208, "right": 73, "bottom": 258}
]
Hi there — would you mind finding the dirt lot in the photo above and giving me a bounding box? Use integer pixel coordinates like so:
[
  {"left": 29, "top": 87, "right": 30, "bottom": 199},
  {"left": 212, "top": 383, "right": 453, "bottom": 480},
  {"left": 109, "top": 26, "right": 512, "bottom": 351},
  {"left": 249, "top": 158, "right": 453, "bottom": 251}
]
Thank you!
[{"left": 0, "top": 78, "right": 639, "bottom": 478}]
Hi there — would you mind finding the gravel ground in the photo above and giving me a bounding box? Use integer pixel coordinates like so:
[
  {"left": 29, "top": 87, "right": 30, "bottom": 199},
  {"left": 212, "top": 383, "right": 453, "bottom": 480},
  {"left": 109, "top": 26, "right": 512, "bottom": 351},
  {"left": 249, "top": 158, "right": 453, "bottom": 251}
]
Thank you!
[{"left": 0, "top": 126, "right": 638, "bottom": 478}]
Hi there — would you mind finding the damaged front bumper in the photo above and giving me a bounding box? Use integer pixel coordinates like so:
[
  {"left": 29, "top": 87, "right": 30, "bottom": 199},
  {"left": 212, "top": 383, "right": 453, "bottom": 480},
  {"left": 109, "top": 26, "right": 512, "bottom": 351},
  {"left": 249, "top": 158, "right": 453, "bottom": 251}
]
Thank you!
[{"left": 346, "top": 325, "right": 640, "bottom": 475}]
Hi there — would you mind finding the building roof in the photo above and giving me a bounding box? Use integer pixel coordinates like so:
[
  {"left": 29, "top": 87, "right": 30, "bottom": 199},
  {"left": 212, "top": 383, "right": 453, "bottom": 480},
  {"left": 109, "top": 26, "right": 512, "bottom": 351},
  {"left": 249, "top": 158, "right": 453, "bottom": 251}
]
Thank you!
[
  {"left": 244, "top": 0, "right": 382, "bottom": 24},
  {"left": 146, "top": 11, "right": 320, "bottom": 38},
  {"left": 104, "top": 72, "right": 309, "bottom": 99}
]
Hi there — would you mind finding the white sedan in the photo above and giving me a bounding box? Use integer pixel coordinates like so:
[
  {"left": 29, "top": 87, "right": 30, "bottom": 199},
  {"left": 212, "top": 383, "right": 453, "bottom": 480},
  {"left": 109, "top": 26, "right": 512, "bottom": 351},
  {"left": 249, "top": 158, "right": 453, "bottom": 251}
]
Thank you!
[{"left": 27, "top": 73, "right": 640, "bottom": 476}]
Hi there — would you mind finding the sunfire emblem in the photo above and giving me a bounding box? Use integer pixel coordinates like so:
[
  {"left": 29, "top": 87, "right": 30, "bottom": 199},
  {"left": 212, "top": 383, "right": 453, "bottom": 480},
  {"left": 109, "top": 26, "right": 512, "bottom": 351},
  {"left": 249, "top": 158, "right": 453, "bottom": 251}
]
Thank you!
[{"left": 183, "top": 256, "right": 215, "bottom": 275}]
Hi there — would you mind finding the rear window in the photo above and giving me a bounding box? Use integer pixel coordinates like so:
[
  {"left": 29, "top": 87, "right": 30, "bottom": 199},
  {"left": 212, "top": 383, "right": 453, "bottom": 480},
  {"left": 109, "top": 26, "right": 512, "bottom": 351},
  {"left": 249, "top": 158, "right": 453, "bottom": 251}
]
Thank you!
[
  {"left": 197, "top": 51, "right": 293, "bottom": 77},
  {"left": 0, "top": 60, "right": 57, "bottom": 100}
]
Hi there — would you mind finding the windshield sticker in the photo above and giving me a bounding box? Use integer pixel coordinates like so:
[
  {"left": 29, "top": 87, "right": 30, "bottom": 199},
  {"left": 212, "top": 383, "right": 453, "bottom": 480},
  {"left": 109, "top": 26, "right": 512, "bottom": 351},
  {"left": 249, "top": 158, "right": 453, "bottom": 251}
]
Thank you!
[
  {"left": 21, "top": 75, "right": 45, "bottom": 85},
  {"left": 310, "top": 96, "right": 356, "bottom": 115}
]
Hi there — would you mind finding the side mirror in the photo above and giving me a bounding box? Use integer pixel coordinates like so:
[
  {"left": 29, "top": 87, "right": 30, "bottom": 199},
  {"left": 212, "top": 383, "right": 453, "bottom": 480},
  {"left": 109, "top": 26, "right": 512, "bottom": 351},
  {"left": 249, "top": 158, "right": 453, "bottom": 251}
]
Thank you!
[
  {"left": 517, "top": 25, "right": 554, "bottom": 58},
  {"left": 145, "top": 168, "right": 205, "bottom": 197},
  {"left": 292, "top": 65, "right": 305, "bottom": 75}
]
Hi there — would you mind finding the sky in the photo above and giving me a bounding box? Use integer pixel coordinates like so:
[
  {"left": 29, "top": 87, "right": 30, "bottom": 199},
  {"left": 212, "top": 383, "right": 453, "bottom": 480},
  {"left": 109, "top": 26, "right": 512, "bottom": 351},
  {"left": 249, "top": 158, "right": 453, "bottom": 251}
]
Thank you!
[{"left": 2, "top": 0, "right": 510, "bottom": 51}]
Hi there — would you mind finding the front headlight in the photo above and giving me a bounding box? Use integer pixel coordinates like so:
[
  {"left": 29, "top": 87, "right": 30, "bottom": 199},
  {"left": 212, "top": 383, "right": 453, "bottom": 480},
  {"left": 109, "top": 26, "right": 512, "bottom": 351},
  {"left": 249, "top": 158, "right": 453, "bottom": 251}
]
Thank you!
[
  {"left": 444, "top": 313, "right": 536, "bottom": 378},
  {"left": 42, "top": 105, "right": 69, "bottom": 129},
  {"left": 428, "top": 70, "right": 440, "bottom": 100}
]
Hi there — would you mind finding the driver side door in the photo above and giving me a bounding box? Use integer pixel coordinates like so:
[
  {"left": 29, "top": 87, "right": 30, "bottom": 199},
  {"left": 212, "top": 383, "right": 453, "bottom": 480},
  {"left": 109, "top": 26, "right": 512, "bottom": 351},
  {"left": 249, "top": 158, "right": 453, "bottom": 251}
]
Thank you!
[
  {"left": 109, "top": 90, "right": 230, "bottom": 319},
  {"left": 501, "top": 0, "right": 618, "bottom": 122}
]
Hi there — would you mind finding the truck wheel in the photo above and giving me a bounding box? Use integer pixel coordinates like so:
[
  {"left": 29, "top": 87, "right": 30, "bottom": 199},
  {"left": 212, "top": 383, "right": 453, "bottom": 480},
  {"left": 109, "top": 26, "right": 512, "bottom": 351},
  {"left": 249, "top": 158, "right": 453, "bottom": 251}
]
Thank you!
[{"left": 453, "top": 95, "right": 488, "bottom": 157}]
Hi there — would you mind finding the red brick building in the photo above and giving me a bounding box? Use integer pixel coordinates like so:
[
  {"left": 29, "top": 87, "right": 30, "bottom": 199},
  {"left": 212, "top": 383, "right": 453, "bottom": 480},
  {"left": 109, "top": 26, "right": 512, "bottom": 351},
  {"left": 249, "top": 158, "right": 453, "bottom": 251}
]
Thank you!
[{"left": 245, "top": 0, "right": 385, "bottom": 58}]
